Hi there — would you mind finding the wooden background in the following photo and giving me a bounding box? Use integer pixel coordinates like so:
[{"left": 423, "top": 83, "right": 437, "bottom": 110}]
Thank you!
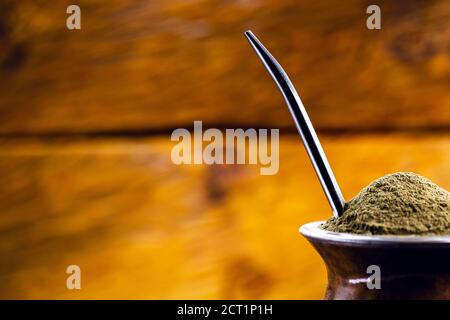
[{"left": 0, "top": 0, "right": 449, "bottom": 299}]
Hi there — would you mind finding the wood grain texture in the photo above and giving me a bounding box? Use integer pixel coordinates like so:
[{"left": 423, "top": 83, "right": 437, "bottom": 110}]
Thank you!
[
  {"left": 0, "top": 0, "right": 449, "bottom": 133},
  {"left": 0, "top": 134, "right": 449, "bottom": 299}
]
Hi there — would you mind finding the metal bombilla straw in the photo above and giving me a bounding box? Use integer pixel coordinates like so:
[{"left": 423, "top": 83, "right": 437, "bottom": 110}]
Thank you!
[{"left": 244, "top": 30, "right": 345, "bottom": 217}]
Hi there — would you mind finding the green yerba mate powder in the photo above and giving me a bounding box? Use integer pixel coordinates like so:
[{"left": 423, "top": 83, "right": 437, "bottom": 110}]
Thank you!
[{"left": 321, "top": 172, "right": 450, "bottom": 235}]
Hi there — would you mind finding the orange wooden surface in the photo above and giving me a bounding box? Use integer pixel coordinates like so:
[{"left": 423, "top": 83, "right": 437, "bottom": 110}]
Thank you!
[
  {"left": 0, "top": 134, "right": 449, "bottom": 299},
  {"left": 0, "top": 0, "right": 449, "bottom": 133}
]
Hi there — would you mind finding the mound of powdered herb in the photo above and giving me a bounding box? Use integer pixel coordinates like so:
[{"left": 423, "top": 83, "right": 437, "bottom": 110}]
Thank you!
[{"left": 321, "top": 172, "right": 450, "bottom": 235}]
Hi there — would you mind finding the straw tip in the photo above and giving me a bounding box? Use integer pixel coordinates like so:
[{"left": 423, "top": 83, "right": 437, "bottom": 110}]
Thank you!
[{"left": 244, "top": 30, "right": 254, "bottom": 38}]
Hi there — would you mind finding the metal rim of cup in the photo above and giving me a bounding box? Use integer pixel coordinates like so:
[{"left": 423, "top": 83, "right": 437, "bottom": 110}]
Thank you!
[{"left": 300, "top": 221, "right": 450, "bottom": 247}]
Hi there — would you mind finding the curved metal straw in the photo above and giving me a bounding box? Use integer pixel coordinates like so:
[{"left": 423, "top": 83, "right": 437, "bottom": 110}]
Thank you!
[{"left": 244, "top": 30, "right": 345, "bottom": 217}]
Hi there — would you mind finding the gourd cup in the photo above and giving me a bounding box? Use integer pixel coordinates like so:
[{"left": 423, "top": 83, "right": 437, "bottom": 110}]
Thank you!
[{"left": 300, "top": 221, "right": 450, "bottom": 300}]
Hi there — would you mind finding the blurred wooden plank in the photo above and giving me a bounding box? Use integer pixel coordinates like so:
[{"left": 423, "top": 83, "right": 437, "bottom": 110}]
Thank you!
[
  {"left": 0, "top": 0, "right": 449, "bottom": 133},
  {"left": 0, "top": 134, "right": 449, "bottom": 299}
]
